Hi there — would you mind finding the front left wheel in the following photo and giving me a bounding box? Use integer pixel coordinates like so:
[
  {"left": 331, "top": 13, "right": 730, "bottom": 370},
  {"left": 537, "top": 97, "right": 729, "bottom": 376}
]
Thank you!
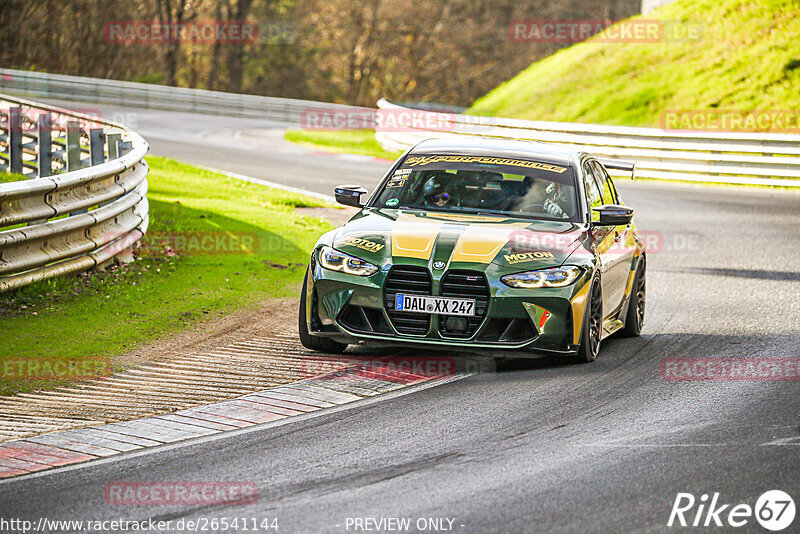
[
  {"left": 571, "top": 275, "right": 603, "bottom": 364},
  {"left": 298, "top": 270, "right": 348, "bottom": 354}
]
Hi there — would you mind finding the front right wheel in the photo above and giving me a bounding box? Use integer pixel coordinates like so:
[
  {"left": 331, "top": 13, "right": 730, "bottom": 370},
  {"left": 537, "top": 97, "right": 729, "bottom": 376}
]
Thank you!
[{"left": 620, "top": 255, "right": 646, "bottom": 338}]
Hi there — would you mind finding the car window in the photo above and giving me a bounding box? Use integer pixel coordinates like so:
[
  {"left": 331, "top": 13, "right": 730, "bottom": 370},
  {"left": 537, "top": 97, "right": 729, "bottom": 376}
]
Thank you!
[
  {"left": 582, "top": 161, "right": 603, "bottom": 221},
  {"left": 372, "top": 154, "right": 581, "bottom": 222},
  {"left": 591, "top": 161, "right": 617, "bottom": 205}
]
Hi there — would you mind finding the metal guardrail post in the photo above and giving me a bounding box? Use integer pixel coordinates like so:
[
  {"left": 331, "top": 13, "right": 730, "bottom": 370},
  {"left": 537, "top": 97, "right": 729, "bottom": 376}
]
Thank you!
[
  {"left": 0, "top": 111, "right": 7, "bottom": 172},
  {"left": 66, "top": 120, "right": 82, "bottom": 171},
  {"left": 89, "top": 128, "right": 105, "bottom": 165},
  {"left": 0, "top": 93, "right": 150, "bottom": 292},
  {"left": 9, "top": 107, "right": 23, "bottom": 174},
  {"left": 106, "top": 133, "right": 121, "bottom": 160},
  {"left": 38, "top": 113, "right": 52, "bottom": 177}
]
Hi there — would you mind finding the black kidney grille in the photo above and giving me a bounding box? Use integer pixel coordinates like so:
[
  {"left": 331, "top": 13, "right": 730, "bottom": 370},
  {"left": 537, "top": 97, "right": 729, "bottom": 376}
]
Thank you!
[
  {"left": 439, "top": 270, "right": 489, "bottom": 338},
  {"left": 384, "top": 266, "right": 432, "bottom": 335}
]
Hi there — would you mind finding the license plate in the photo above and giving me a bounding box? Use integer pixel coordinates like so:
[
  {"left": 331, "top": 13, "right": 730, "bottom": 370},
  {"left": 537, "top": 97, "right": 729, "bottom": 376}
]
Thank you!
[{"left": 394, "top": 294, "right": 476, "bottom": 316}]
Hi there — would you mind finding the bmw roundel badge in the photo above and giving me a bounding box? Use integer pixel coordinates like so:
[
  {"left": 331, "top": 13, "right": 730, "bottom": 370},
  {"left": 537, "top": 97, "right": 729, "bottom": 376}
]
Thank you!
[{"left": 433, "top": 261, "right": 445, "bottom": 270}]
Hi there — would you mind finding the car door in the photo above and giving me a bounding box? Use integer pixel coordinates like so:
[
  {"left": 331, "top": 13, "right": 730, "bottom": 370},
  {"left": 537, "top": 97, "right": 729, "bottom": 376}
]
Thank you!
[
  {"left": 581, "top": 160, "right": 617, "bottom": 319},
  {"left": 591, "top": 160, "right": 635, "bottom": 315}
]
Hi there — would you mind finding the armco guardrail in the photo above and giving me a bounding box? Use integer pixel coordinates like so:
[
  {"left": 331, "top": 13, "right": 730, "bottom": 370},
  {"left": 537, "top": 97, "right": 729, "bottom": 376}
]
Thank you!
[
  {"left": 0, "top": 94, "right": 149, "bottom": 292},
  {"left": 375, "top": 99, "right": 800, "bottom": 187},
  {"left": 5, "top": 69, "right": 797, "bottom": 188},
  {"left": 0, "top": 69, "right": 368, "bottom": 124}
]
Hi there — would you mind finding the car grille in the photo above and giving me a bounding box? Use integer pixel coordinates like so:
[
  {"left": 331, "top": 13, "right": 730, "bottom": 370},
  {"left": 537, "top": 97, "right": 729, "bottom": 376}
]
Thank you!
[
  {"left": 384, "top": 266, "right": 432, "bottom": 335},
  {"left": 438, "top": 270, "right": 489, "bottom": 338}
]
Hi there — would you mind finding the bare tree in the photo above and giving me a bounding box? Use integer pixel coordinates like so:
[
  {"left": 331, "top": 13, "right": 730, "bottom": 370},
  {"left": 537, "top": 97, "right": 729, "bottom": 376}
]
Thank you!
[
  {"left": 225, "top": 0, "right": 256, "bottom": 93},
  {"left": 2, "top": 0, "right": 640, "bottom": 105},
  {"left": 155, "top": 0, "right": 203, "bottom": 86},
  {"left": 207, "top": 0, "right": 225, "bottom": 89}
]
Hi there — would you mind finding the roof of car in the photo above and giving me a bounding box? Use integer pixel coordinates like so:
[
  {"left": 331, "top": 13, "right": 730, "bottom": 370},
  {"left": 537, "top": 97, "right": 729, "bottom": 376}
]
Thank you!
[{"left": 408, "top": 137, "right": 578, "bottom": 166}]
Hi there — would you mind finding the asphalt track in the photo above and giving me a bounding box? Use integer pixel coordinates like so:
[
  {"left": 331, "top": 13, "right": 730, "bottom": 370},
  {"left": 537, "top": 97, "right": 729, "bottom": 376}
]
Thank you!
[{"left": 1, "top": 103, "right": 799, "bottom": 533}]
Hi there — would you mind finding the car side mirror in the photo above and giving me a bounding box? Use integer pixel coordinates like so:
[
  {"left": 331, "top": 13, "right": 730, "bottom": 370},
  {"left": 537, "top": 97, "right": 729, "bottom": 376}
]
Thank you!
[
  {"left": 592, "top": 204, "right": 634, "bottom": 226},
  {"left": 334, "top": 185, "right": 368, "bottom": 208}
]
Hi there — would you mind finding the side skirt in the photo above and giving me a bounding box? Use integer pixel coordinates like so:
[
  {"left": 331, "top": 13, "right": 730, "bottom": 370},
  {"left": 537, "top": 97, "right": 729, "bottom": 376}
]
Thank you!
[{"left": 601, "top": 318, "right": 624, "bottom": 340}]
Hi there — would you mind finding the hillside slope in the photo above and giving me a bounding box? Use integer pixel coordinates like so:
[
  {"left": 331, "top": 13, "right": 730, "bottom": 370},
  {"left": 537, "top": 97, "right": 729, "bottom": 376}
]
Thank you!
[{"left": 469, "top": 0, "right": 800, "bottom": 127}]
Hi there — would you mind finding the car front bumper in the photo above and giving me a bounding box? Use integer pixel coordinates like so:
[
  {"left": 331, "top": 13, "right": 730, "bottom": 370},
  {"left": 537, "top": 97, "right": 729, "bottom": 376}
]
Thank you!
[{"left": 304, "top": 262, "right": 594, "bottom": 356}]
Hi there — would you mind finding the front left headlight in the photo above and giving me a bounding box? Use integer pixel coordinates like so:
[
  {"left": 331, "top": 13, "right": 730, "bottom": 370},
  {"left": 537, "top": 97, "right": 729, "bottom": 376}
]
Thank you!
[
  {"left": 318, "top": 246, "right": 379, "bottom": 276},
  {"left": 501, "top": 266, "right": 582, "bottom": 288}
]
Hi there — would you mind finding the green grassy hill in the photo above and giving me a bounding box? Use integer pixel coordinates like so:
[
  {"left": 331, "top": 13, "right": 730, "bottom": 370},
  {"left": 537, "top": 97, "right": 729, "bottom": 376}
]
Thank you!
[{"left": 469, "top": 0, "right": 800, "bottom": 127}]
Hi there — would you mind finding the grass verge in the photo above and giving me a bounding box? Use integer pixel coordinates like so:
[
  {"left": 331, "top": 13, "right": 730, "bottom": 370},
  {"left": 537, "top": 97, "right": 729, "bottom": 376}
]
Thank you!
[
  {"left": 469, "top": 0, "right": 800, "bottom": 128},
  {"left": 285, "top": 128, "right": 402, "bottom": 160},
  {"left": 0, "top": 171, "right": 30, "bottom": 183},
  {"left": 0, "top": 156, "right": 335, "bottom": 396}
]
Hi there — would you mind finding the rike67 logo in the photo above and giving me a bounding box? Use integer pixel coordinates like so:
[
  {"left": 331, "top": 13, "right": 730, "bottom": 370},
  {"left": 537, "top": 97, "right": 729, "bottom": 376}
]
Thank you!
[{"left": 668, "top": 490, "right": 796, "bottom": 531}]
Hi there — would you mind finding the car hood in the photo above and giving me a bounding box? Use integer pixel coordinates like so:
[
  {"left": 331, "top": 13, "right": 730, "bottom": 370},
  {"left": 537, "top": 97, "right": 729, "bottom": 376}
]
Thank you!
[{"left": 331, "top": 208, "right": 587, "bottom": 271}]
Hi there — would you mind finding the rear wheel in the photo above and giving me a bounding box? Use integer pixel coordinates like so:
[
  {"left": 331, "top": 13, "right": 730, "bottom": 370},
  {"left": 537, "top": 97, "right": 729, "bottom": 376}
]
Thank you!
[
  {"left": 571, "top": 275, "right": 602, "bottom": 364},
  {"left": 620, "top": 255, "right": 646, "bottom": 338},
  {"left": 298, "top": 270, "right": 348, "bottom": 354}
]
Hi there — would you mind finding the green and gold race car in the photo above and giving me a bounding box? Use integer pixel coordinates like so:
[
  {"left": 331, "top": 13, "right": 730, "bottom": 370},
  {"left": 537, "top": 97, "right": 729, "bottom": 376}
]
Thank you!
[{"left": 299, "top": 138, "right": 646, "bottom": 363}]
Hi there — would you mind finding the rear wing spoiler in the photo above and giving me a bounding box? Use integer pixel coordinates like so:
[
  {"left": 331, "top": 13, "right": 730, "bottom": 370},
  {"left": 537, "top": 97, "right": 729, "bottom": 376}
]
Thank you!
[{"left": 599, "top": 158, "right": 636, "bottom": 178}]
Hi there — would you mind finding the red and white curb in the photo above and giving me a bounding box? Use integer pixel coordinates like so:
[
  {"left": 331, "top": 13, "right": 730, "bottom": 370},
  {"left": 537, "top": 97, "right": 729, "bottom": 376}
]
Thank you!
[{"left": 0, "top": 362, "right": 461, "bottom": 480}]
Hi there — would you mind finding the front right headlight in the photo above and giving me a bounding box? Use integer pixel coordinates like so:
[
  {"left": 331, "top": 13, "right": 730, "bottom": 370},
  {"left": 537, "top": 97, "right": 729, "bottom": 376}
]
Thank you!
[
  {"left": 318, "top": 246, "right": 379, "bottom": 276},
  {"left": 501, "top": 266, "right": 582, "bottom": 288}
]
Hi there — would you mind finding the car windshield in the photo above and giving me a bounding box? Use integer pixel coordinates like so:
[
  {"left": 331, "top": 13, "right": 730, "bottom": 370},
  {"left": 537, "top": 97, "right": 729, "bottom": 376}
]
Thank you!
[{"left": 372, "top": 154, "right": 580, "bottom": 222}]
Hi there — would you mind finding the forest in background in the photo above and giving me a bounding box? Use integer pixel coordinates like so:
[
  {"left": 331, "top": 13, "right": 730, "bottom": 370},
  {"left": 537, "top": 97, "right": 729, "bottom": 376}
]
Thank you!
[{"left": 1, "top": 0, "right": 638, "bottom": 107}]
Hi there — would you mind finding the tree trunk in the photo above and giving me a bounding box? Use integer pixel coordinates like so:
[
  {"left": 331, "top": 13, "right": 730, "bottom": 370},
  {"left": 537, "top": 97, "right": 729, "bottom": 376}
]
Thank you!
[
  {"left": 226, "top": 0, "right": 254, "bottom": 93},
  {"left": 156, "top": 0, "right": 188, "bottom": 87},
  {"left": 207, "top": 0, "right": 225, "bottom": 90}
]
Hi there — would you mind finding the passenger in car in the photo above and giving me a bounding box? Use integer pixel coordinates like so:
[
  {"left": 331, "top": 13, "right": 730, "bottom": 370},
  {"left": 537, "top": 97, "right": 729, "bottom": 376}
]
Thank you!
[{"left": 516, "top": 177, "right": 570, "bottom": 218}]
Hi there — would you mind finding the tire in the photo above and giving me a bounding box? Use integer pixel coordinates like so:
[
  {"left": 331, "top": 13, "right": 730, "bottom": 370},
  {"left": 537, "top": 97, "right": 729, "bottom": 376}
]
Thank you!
[
  {"left": 620, "top": 255, "right": 646, "bottom": 338},
  {"left": 298, "top": 270, "right": 348, "bottom": 354},
  {"left": 571, "top": 275, "right": 602, "bottom": 364}
]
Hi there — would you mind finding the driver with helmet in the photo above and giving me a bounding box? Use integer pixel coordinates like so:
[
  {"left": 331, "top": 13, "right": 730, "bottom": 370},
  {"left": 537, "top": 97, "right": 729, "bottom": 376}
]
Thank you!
[{"left": 421, "top": 175, "right": 459, "bottom": 209}]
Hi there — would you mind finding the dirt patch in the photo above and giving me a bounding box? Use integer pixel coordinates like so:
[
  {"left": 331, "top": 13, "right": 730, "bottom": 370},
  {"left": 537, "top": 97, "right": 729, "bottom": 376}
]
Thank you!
[
  {"left": 0, "top": 290, "right": 377, "bottom": 442},
  {"left": 116, "top": 294, "right": 302, "bottom": 368},
  {"left": 117, "top": 203, "right": 355, "bottom": 368}
]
